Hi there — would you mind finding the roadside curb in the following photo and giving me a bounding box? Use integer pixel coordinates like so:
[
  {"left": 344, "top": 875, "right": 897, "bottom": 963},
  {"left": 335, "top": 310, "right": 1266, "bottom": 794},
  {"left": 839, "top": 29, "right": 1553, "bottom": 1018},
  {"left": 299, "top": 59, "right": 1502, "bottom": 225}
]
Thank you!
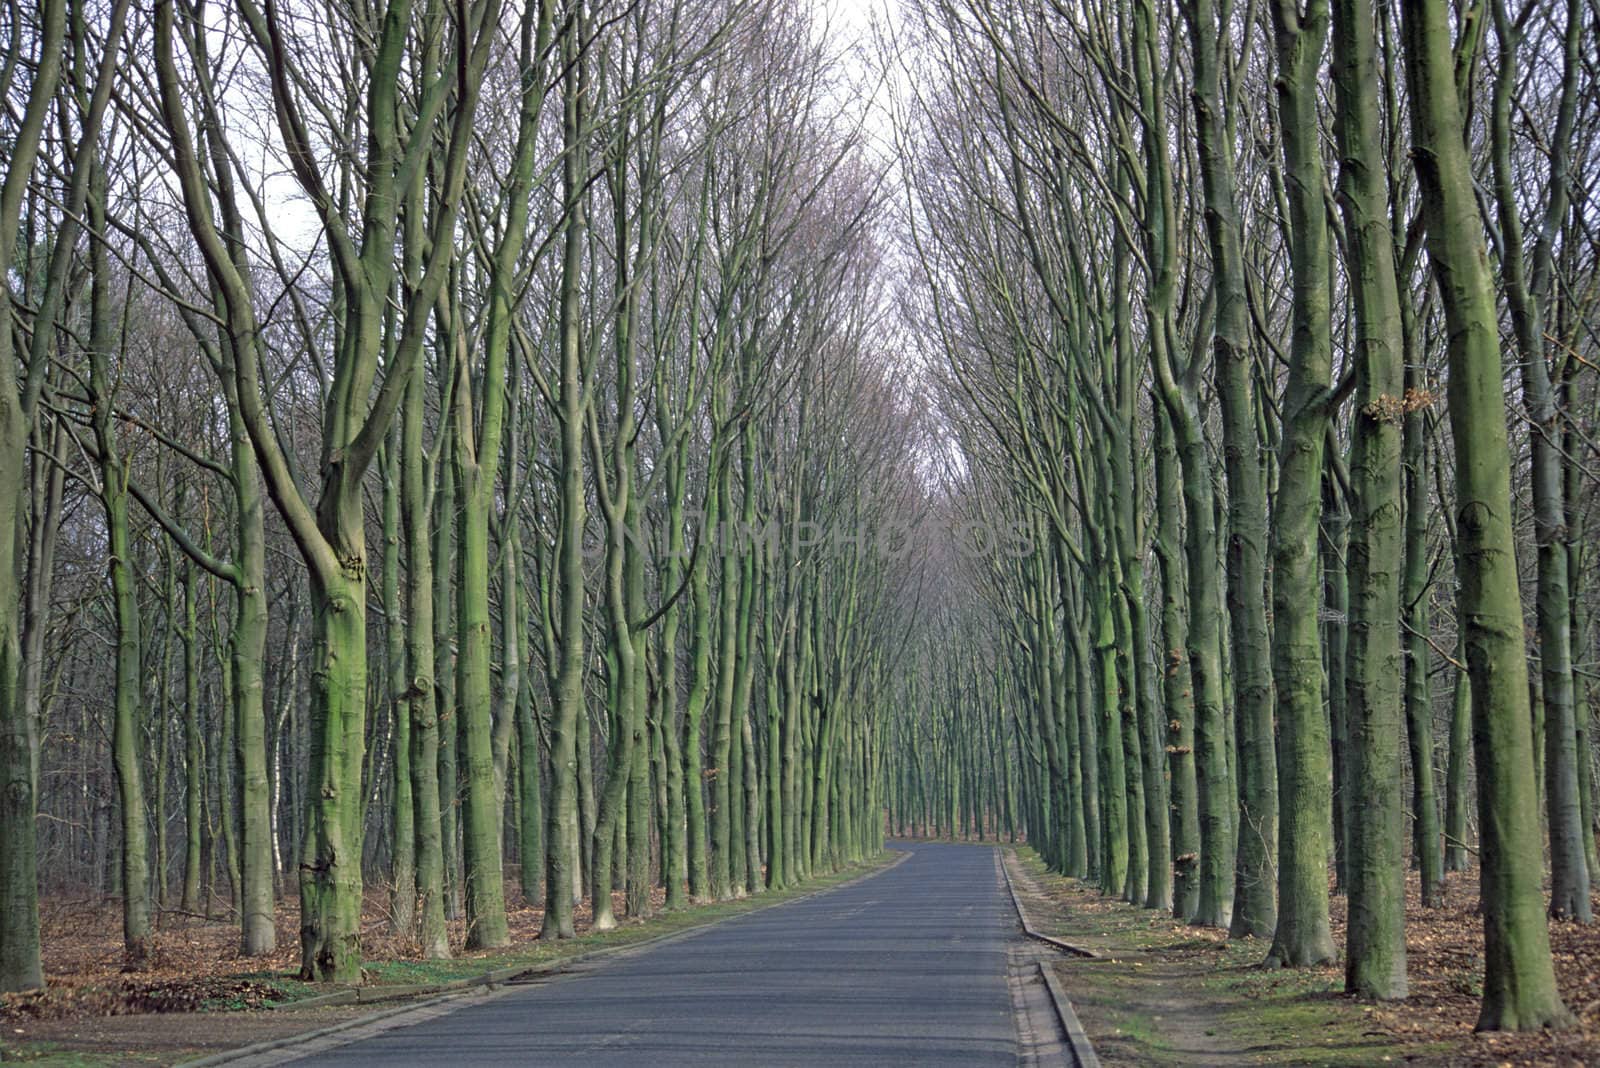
[
  {"left": 174, "top": 992, "right": 471, "bottom": 1068},
  {"left": 999, "top": 849, "right": 1100, "bottom": 959},
  {"left": 998, "top": 849, "right": 1100, "bottom": 1068},
  {"left": 179, "top": 850, "right": 909, "bottom": 1067},
  {"left": 1037, "top": 961, "right": 1100, "bottom": 1068},
  {"left": 264, "top": 961, "right": 544, "bottom": 1013}
]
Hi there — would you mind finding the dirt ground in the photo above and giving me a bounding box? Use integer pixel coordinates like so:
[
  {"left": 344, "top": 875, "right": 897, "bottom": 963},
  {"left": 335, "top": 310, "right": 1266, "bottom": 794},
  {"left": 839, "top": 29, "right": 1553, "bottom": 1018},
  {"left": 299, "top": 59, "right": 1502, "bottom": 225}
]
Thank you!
[
  {"left": 0, "top": 875, "right": 646, "bottom": 1064},
  {"left": 10, "top": 873, "right": 617, "bottom": 995},
  {"left": 1009, "top": 849, "right": 1600, "bottom": 1067},
  {"left": 3, "top": 1002, "right": 380, "bottom": 1064}
]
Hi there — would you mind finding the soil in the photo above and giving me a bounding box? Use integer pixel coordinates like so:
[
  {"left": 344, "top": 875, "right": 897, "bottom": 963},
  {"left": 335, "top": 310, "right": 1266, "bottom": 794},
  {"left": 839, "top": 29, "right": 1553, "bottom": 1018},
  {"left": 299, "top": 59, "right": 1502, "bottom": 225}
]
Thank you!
[
  {"left": 0, "top": 875, "right": 649, "bottom": 1065},
  {"left": 2, "top": 1003, "right": 376, "bottom": 1064}
]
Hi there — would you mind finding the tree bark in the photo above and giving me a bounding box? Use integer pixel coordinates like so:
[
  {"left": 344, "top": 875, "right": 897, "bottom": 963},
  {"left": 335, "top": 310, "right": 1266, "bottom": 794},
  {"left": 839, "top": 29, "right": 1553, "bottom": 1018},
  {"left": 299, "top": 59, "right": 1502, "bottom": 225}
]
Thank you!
[
  {"left": 1400, "top": 0, "right": 1571, "bottom": 1028},
  {"left": 1329, "top": 0, "right": 1408, "bottom": 989}
]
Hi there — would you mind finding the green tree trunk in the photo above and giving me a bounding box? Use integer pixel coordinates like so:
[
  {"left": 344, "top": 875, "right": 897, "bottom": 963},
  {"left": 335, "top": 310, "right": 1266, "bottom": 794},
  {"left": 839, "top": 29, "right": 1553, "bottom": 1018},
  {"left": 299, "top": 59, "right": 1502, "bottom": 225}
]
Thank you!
[
  {"left": 1401, "top": 358, "right": 1442, "bottom": 905},
  {"left": 0, "top": 0, "right": 68, "bottom": 993},
  {"left": 1444, "top": 653, "right": 1471, "bottom": 873},
  {"left": 729, "top": 697, "right": 747, "bottom": 894},
  {"left": 1103, "top": 498, "right": 1147, "bottom": 905},
  {"left": 452, "top": 0, "right": 551, "bottom": 949},
  {"left": 453, "top": 436, "right": 510, "bottom": 947},
  {"left": 157, "top": 594, "right": 174, "bottom": 912},
  {"left": 1265, "top": 0, "right": 1338, "bottom": 968},
  {"left": 1069, "top": 573, "right": 1102, "bottom": 882},
  {"left": 384, "top": 440, "right": 415, "bottom": 935},
  {"left": 589, "top": 202, "right": 645, "bottom": 928},
  {"left": 434, "top": 445, "right": 461, "bottom": 923},
  {"left": 1321, "top": 479, "right": 1350, "bottom": 891},
  {"left": 762, "top": 544, "right": 787, "bottom": 891},
  {"left": 1134, "top": 0, "right": 1230, "bottom": 925},
  {"left": 1487, "top": 0, "right": 1589, "bottom": 925},
  {"left": 1400, "top": 0, "right": 1571, "bottom": 1027},
  {"left": 183, "top": 566, "right": 204, "bottom": 914},
  {"left": 657, "top": 439, "right": 690, "bottom": 907},
  {"left": 1154, "top": 401, "right": 1200, "bottom": 919},
  {"left": 711, "top": 455, "right": 739, "bottom": 898},
  {"left": 1328, "top": 0, "right": 1406, "bottom": 989},
  {"left": 402, "top": 362, "right": 449, "bottom": 958},
  {"left": 1185, "top": 0, "right": 1278, "bottom": 937},
  {"left": 625, "top": 496, "right": 652, "bottom": 918},
  {"left": 87, "top": 170, "right": 153, "bottom": 968},
  {"left": 577, "top": 687, "right": 596, "bottom": 900},
  {"left": 1092, "top": 564, "right": 1129, "bottom": 898},
  {"left": 737, "top": 531, "right": 763, "bottom": 895},
  {"left": 1563, "top": 406, "right": 1598, "bottom": 886},
  {"left": 517, "top": 622, "right": 543, "bottom": 907},
  {"left": 782, "top": 594, "right": 804, "bottom": 882},
  {"left": 297, "top": 571, "right": 369, "bottom": 981},
  {"left": 541, "top": 20, "right": 589, "bottom": 939},
  {"left": 681, "top": 460, "right": 720, "bottom": 902},
  {"left": 1116, "top": 428, "right": 1170, "bottom": 909},
  {"left": 228, "top": 394, "right": 275, "bottom": 956}
]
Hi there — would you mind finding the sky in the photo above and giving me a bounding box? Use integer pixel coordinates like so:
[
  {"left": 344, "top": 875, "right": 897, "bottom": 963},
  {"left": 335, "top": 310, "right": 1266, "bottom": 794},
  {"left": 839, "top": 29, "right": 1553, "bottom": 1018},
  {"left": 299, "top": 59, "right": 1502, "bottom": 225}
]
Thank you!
[
  {"left": 243, "top": 0, "right": 909, "bottom": 277},
  {"left": 815, "top": 0, "right": 903, "bottom": 160}
]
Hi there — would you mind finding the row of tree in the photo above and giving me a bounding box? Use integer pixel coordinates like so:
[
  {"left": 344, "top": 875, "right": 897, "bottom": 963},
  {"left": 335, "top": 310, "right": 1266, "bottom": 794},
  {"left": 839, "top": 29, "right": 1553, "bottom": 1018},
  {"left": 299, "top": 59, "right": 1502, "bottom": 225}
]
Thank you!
[
  {"left": 881, "top": 0, "right": 1597, "bottom": 1036},
  {"left": 0, "top": 0, "right": 916, "bottom": 990}
]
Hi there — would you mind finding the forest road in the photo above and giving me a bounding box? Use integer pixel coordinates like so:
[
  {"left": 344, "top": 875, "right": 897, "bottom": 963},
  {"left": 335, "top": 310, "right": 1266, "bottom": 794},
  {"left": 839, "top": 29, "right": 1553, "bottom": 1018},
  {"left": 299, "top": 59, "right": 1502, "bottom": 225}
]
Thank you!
[{"left": 287, "top": 843, "right": 1020, "bottom": 1066}]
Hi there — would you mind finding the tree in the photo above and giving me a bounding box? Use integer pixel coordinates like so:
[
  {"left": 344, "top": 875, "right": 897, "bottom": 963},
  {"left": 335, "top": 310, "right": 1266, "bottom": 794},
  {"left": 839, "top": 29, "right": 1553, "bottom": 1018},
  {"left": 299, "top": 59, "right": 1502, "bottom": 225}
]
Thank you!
[
  {"left": 1399, "top": 0, "right": 1571, "bottom": 1030},
  {"left": 1265, "top": 0, "right": 1338, "bottom": 970},
  {"left": 155, "top": 0, "right": 498, "bottom": 980},
  {"left": 1324, "top": 0, "right": 1408, "bottom": 989}
]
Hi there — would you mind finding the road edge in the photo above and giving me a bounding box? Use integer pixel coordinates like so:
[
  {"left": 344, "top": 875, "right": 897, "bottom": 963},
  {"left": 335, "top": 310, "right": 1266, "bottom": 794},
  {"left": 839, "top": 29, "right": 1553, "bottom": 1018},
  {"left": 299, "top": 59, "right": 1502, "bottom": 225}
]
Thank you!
[
  {"left": 999, "top": 848, "right": 1100, "bottom": 958},
  {"left": 1036, "top": 962, "right": 1100, "bottom": 1068},
  {"left": 999, "top": 848, "right": 1101, "bottom": 1068}
]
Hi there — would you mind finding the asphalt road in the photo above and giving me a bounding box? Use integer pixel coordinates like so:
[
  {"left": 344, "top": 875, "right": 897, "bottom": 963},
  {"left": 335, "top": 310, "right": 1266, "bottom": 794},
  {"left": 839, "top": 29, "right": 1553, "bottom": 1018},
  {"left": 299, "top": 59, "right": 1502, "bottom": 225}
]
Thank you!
[{"left": 291, "top": 844, "right": 1018, "bottom": 1066}]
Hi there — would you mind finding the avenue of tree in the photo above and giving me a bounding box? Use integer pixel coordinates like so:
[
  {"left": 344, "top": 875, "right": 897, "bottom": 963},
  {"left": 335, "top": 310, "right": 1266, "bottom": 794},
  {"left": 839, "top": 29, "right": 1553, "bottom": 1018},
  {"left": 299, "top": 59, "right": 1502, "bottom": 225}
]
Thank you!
[
  {"left": 1, "top": 0, "right": 906, "bottom": 992},
  {"left": 1, "top": 0, "right": 1597, "bottom": 1046},
  {"left": 880, "top": 0, "right": 1598, "bottom": 1037}
]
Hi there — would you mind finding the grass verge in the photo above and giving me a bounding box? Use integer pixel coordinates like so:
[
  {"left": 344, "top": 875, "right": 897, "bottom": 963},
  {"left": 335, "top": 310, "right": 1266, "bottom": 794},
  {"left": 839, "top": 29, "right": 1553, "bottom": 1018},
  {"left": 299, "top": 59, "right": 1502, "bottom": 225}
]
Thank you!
[{"left": 1009, "top": 848, "right": 1460, "bottom": 1067}]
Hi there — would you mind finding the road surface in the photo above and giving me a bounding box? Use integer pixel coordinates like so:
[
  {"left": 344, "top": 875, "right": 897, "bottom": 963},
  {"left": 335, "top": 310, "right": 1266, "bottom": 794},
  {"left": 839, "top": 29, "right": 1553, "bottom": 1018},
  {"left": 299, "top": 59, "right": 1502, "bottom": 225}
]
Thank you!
[{"left": 291, "top": 844, "right": 1021, "bottom": 1066}]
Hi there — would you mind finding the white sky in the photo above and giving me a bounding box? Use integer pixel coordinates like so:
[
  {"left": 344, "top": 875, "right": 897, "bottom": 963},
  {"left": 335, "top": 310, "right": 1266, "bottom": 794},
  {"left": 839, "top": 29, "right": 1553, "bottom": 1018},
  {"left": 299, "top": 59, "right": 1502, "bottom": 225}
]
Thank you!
[
  {"left": 814, "top": 0, "right": 903, "bottom": 161},
  {"left": 250, "top": 0, "right": 906, "bottom": 266}
]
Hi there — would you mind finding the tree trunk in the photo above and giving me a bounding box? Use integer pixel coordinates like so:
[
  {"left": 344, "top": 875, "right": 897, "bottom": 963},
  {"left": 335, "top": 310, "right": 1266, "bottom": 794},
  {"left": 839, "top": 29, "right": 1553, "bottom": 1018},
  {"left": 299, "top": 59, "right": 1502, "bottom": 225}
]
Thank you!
[
  {"left": 225, "top": 382, "right": 276, "bottom": 955},
  {"left": 517, "top": 603, "right": 543, "bottom": 907},
  {"left": 0, "top": 0, "right": 68, "bottom": 993},
  {"left": 88, "top": 170, "right": 153, "bottom": 969},
  {"left": 1401, "top": 353, "right": 1443, "bottom": 904},
  {"left": 541, "top": 22, "right": 589, "bottom": 939},
  {"left": 1444, "top": 652, "right": 1471, "bottom": 873},
  {"left": 403, "top": 361, "right": 449, "bottom": 958},
  {"left": 1400, "top": 0, "right": 1571, "bottom": 1027},
  {"left": 183, "top": 567, "right": 204, "bottom": 914},
  {"left": 383, "top": 440, "right": 414, "bottom": 935},
  {"left": 1153, "top": 401, "right": 1200, "bottom": 919},
  {"left": 297, "top": 566, "right": 368, "bottom": 983},
  {"left": 1487, "top": 0, "right": 1589, "bottom": 925},
  {"left": 1184, "top": 0, "right": 1277, "bottom": 940},
  {"left": 1329, "top": 0, "right": 1406, "bottom": 988}
]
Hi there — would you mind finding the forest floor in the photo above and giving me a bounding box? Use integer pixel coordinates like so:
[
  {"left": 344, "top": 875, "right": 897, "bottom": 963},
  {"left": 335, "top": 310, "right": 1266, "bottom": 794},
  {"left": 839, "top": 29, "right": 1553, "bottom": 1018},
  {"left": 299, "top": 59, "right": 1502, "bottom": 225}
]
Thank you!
[
  {"left": 0, "top": 854, "right": 896, "bottom": 1066},
  {"left": 1008, "top": 847, "right": 1600, "bottom": 1067}
]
